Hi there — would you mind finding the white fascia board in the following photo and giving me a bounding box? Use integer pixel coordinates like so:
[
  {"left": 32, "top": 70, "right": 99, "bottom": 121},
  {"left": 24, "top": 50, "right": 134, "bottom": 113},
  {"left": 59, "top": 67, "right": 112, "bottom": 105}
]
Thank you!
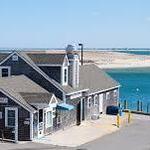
[
  {"left": 0, "top": 88, "right": 35, "bottom": 113},
  {"left": 66, "top": 88, "right": 89, "bottom": 96},
  {"left": 63, "top": 55, "right": 69, "bottom": 67},
  {"left": 88, "top": 85, "right": 120, "bottom": 96},
  {"left": 49, "top": 94, "right": 58, "bottom": 105},
  {"left": 0, "top": 51, "right": 64, "bottom": 93},
  {"left": 0, "top": 51, "right": 66, "bottom": 102},
  {"left": 0, "top": 52, "right": 15, "bottom": 65}
]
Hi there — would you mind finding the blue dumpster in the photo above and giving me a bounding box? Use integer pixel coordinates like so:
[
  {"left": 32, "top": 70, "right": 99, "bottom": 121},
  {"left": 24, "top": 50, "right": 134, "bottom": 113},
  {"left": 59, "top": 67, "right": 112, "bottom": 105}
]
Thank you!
[{"left": 106, "top": 106, "right": 119, "bottom": 115}]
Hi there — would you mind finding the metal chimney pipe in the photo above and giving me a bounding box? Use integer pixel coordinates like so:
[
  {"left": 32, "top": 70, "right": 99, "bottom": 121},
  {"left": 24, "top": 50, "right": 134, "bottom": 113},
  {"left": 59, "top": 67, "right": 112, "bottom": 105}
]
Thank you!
[{"left": 78, "top": 43, "right": 83, "bottom": 65}]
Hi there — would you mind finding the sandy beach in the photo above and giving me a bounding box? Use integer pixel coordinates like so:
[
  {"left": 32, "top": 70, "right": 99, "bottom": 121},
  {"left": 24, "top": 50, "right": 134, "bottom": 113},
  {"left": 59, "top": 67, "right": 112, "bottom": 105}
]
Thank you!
[
  {"left": 80, "top": 51, "right": 150, "bottom": 69},
  {"left": 43, "top": 50, "right": 150, "bottom": 69}
]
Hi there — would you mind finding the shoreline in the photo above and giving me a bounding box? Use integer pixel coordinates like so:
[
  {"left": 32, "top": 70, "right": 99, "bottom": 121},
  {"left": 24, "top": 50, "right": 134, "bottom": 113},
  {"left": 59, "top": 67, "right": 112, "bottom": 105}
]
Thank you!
[
  {"left": 99, "top": 65, "right": 150, "bottom": 69},
  {"left": 42, "top": 50, "right": 150, "bottom": 69},
  {"left": 78, "top": 51, "right": 150, "bottom": 69}
]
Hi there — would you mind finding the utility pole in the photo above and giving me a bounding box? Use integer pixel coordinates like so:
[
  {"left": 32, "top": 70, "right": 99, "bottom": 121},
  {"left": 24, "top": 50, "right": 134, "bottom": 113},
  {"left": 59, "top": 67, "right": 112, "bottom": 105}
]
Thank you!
[{"left": 78, "top": 43, "right": 83, "bottom": 65}]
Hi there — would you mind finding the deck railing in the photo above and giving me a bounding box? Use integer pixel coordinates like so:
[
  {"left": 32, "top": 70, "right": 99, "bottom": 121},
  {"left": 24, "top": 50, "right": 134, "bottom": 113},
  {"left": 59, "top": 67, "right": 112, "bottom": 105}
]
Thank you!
[{"left": 120, "top": 100, "right": 150, "bottom": 114}]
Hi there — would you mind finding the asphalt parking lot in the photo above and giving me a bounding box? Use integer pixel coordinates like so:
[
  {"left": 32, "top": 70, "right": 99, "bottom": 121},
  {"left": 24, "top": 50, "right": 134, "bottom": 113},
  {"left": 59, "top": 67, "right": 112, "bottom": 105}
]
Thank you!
[{"left": 0, "top": 115, "right": 150, "bottom": 150}]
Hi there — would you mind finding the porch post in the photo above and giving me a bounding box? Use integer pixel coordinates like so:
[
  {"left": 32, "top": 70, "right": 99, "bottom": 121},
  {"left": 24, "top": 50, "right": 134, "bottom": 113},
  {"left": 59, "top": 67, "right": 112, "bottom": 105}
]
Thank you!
[
  {"left": 15, "top": 108, "right": 18, "bottom": 143},
  {"left": 30, "top": 113, "right": 33, "bottom": 140}
]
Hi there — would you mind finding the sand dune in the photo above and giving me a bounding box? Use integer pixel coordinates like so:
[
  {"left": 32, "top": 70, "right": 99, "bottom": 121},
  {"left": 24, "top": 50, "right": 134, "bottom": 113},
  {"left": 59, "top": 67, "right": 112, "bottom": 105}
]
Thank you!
[
  {"left": 42, "top": 50, "right": 150, "bottom": 69},
  {"left": 79, "top": 51, "right": 150, "bottom": 69}
]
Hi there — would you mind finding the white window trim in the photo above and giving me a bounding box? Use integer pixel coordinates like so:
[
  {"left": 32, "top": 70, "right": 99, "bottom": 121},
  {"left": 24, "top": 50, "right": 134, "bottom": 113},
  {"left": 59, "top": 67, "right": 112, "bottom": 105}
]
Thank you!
[
  {"left": 0, "top": 66, "right": 11, "bottom": 77},
  {"left": 106, "top": 92, "right": 110, "bottom": 100},
  {"left": 44, "top": 107, "right": 54, "bottom": 129},
  {"left": 87, "top": 97, "right": 92, "bottom": 108},
  {"left": 12, "top": 55, "right": 18, "bottom": 61},
  {"left": 5, "top": 107, "right": 18, "bottom": 128},
  {"left": 45, "top": 111, "right": 53, "bottom": 128},
  {"left": 61, "top": 66, "right": 68, "bottom": 86}
]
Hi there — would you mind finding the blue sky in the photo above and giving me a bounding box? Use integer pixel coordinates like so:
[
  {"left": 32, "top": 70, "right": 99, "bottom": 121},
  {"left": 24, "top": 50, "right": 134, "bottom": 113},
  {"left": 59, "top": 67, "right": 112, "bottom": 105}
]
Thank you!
[{"left": 0, "top": 0, "right": 150, "bottom": 48}]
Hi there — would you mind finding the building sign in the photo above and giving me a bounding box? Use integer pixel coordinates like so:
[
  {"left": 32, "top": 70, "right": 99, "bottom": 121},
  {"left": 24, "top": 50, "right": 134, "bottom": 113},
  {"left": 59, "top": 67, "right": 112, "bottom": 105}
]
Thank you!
[
  {"left": 39, "top": 122, "right": 43, "bottom": 130},
  {"left": 24, "top": 118, "right": 30, "bottom": 125},
  {"left": 24, "top": 121, "right": 30, "bottom": 125},
  {"left": 70, "top": 93, "right": 82, "bottom": 99},
  {"left": 0, "top": 97, "right": 8, "bottom": 103}
]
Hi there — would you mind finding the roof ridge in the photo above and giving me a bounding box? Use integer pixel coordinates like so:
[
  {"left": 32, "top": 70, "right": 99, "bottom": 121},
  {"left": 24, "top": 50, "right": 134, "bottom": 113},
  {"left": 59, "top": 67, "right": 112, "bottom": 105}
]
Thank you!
[{"left": 17, "top": 51, "right": 65, "bottom": 92}]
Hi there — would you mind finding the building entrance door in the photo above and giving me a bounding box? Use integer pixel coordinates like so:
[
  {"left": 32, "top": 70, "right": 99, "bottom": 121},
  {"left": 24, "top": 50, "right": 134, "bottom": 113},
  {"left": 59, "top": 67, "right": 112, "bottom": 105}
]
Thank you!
[
  {"left": 76, "top": 101, "right": 81, "bottom": 125},
  {"left": 81, "top": 98, "right": 85, "bottom": 121},
  {"left": 38, "top": 109, "right": 44, "bottom": 138}
]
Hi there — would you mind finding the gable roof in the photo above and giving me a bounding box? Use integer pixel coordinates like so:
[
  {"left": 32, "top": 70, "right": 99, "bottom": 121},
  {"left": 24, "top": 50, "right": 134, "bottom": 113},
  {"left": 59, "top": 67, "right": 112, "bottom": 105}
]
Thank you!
[
  {"left": 0, "top": 75, "right": 49, "bottom": 93},
  {"left": 16, "top": 51, "right": 65, "bottom": 92},
  {"left": 27, "top": 53, "right": 66, "bottom": 65},
  {"left": 0, "top": 75, "right": 55, "bottom": 111},
  {"left": 15, "top": 52, "right": 87, "bottom": 95},
  {"left": 79, "top": 64, "right": 120, "bottom": 94},
  {"left": 0, "top": 53, "right": 10, "bottom": 62},
  {"left": 19, "top": 92, "right": 54, "bottom": 104}
]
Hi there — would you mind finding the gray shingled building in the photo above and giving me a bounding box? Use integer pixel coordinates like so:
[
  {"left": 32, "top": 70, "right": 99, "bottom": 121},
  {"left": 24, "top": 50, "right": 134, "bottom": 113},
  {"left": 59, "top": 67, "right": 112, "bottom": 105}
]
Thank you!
[{"left": 0, "top": 46, "right": 120, "bottom": 142}]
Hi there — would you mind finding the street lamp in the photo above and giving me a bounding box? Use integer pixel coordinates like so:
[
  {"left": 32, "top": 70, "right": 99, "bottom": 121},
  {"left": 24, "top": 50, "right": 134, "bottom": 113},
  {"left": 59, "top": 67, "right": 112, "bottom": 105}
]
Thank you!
[{"left": 78, "top": 43, "right": 84, "bottom": 65}]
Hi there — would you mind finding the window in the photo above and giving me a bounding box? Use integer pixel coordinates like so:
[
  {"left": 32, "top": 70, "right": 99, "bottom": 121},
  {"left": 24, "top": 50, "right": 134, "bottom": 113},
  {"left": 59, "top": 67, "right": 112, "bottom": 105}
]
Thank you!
[
  {"left": 87, "top": 97, "right": 92, "bottom": 108},
  {"left": 94, "top": 95, "right": 98, "bottom": 106},
  {"left": 2, "top": 68, "right": 9, "bottom": 77},
  {"left": 114, "top": 90, "right": 118, "bottom": 97},
  {"left": 46, "top": 111, "right": 52, "bottom": 128},
  {"left": 0, "top": 67, "right": 10, "bottom": 77},
  {"left": 12, "top": 55, "right": 18, "bottom": 61},
  {"left": 106, "top": 92, "right": 110, "bottom": 100},
  {"left": 5, "top": 108, "right": 17, "bottom": 127},
  {"left": 57, "top": 115, "right": 61, "bottom": 124},
  {"left": 52, "top": 107, "right": 56, "bottom": 118},
  {"left": 64, "top": 68, "right": 67, "bottom": 83},
  {"left": 39, "top": 109, "right": 43, "bottom": 123}
]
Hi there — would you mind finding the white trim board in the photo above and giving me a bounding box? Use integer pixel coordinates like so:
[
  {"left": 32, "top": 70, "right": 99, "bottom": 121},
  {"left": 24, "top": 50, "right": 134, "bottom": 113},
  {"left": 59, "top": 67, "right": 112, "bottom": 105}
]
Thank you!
[
  {"left": 0, "top": 88, "right": 35, "bottom": 113},
  {"left": 0, "top": 51, "right": 88, "bottom": 98},
  {"left": 88, "top": 85, "right": 120, "bottom": 96},
  {"left": 0, "top": 51, "right": 64, "bottom": 92},
  {"left": 66, "top": 89, "right": 89, "bottom": 96},
  {"left": 0, "top": 51, "right": 68, "bottom": 102},
  {"left": 5, "top": 107, "right": 18, "bottom": 142}
]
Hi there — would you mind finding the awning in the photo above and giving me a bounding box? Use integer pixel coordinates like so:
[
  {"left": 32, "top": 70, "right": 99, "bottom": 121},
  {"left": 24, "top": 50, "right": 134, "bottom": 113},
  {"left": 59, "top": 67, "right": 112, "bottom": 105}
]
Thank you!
[{"left": 57, "top": 103, "right": 74, "bottom": 111}]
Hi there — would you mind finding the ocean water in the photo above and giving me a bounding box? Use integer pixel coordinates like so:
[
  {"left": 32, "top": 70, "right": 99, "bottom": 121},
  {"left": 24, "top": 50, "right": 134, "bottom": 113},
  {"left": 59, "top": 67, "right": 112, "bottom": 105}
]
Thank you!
[
  {"left": 106, "top": 67, "right": 150, "bottom": 112},
  {"left": 116, "top": 50, "right": 150, "bottom": 55}
]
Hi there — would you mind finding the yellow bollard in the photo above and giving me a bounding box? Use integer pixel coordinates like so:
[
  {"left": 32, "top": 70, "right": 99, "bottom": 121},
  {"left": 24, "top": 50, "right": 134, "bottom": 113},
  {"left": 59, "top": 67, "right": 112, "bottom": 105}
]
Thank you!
[
  {"left": 117, "top": 114, "right": 120, "bottom": 128},
  {"left": 128, "top": 110, "right": 131, "bottom": 123}
]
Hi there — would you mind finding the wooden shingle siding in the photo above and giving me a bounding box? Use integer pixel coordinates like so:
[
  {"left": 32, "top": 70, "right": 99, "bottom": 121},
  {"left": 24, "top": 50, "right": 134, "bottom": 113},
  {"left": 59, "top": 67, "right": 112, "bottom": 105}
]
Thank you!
[
  {"left": 102, "top": 89, "right": 118, "bottom": 113},
  {"left": 0, "top": 91, "right": 30, "bottom": 141},
  {"left": 39, "top": 66, "right": 61, "bottom": 83},
  {"left": 0, "top": 55, "right": 63, "bottom": 100},
  {"left": 18, "top": 108, "right": 30, "bottom": 141}
]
